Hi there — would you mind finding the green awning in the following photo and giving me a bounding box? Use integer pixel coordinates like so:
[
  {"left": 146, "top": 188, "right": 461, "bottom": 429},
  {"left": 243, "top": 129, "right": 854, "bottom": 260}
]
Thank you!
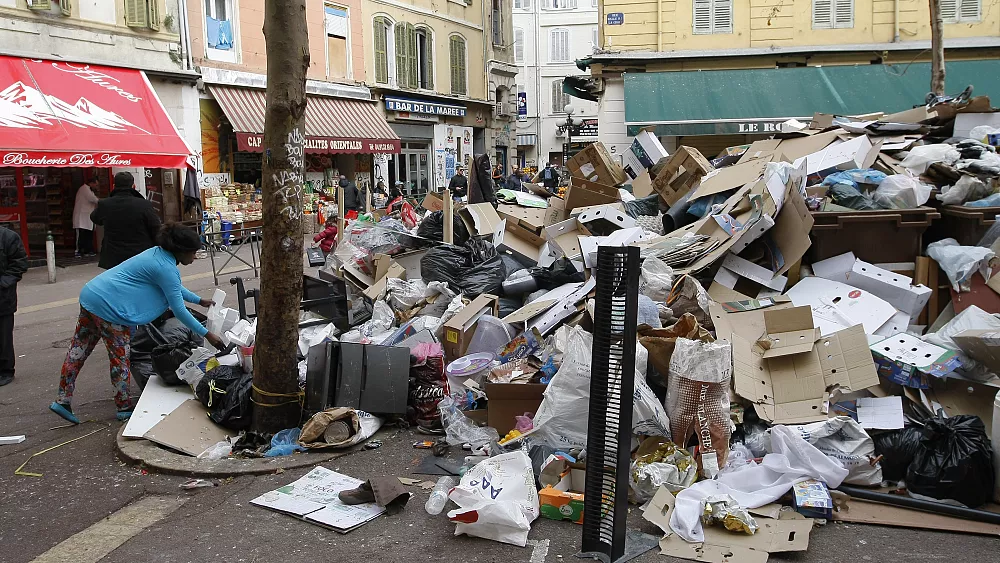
[{"left": 624, "top": 60, "right": 1000, "bottom": 136}]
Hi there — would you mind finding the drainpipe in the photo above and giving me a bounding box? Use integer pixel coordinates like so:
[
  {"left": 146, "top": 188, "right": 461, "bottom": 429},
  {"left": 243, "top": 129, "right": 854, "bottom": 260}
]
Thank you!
[
  {"left": 179, "top": 0, "right": 194, "bottom": 70},
  {"left": 657, "top": 0, "right": 663, "bottom": 51},
  {"left": 893, "top": 0, "right": 900, "bottom": 42},
  {"left": 535, "top": 5, "right": 542, "bottom": 164},
  {"left": 483, "top": 0, "right": 491, "bottom": 152}
]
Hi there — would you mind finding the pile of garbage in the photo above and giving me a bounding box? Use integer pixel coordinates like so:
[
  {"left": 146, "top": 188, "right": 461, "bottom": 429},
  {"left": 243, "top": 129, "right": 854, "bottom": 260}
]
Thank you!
[{"left": 125, "top": 89, "right": 1000, "bottom": 556}]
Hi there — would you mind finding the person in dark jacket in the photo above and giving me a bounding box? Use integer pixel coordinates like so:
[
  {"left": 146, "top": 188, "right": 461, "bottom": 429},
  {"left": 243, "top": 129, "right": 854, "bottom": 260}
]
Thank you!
[
  {"left": 505, "top": 167, "right": 525, "bottom": 192},
  {"left": 469, "top": 154, "right": 497, "bottom": 207},
  {"left": 91, "top": 172, "right": 161, "bottom": 270},
  {"left": 540, "top": 163, "right": 560, "bottom": 193},
  {"left": 0, "top": 226, "right": 27, "bottom": 387},
  {"left": 448, "top": 168, "right": 468, "bottom": 198},
  {"left": 340, "top": 175, "right": 362, "bottom": 212}
]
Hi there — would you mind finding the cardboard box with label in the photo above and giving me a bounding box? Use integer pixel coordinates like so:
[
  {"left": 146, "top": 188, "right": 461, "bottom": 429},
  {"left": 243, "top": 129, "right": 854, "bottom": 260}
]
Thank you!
[
  {"left": 486, "top": 382, "right": 547, "bottom": 436},
  {"left": 733, "top": 306, "right": 880, "bottom": 424},
  {"left": 566, "top": 142, "right": 628, "bottom": 186},
  {"left": 710, "top": 296, "right": 795, "bottom": 344},
  {"left": 622, "top": 130, "right": 670, "bottom": 180},
  {"left": 458, "top": 203, "right": 506, "bottom": 243},
  {"left": 563, "top": 176, "right": 620, "bottom": 212},
  {"left": 785, "top": 277, "right": 897, "bottom": 336},
  {"left": 870, "top": 333, "right": 962, "bottom": 388},
  {"left": 421, "top": 192, "right": 444, "bottom": 212},
  {"left": 650, "top": 146, "right": 714, "bottom": 206},
  {"left": 538, "top": 460, "right": 586, "bottom": 524},
  {"left": 442, "top": 294, "right": 500, "bottom": 362}
]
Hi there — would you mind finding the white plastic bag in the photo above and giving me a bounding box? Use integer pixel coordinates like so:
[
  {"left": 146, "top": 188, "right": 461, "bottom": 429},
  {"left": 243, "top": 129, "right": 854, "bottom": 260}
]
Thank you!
[
  {"left": 447, "top": 450, "right": 539, "bottom": 547},
  {"left": 938, "top": 175, "right": 989, "bottom": 205},
  {"left": 901, "top": 144, "right": 960, "bottom": 174},
  {"left": 872, "top": 174, "right": 932, "bottom": 209},
  {"left": 197, "top": 440, "right": 232, "bottom": 460},
  {"left": 385, "top": 278, "right": 428, "bottom": 311},
  {"left": 639, "top": 257, "right": 674, "bottom": 303},
  {"left": 781, "top": 416, "right": 882, "bottom": 486},
  {"left": 298, "top": 323, "right": 338, "bottom": 356},
  {"left": 969, "top": 125, "right": 1000, "bottom": 143},
  {"left": 175, "top": 346, "right": 216, "bottom": 390},
  {"left": 926, "top": 238, "right": 995, "bottom": 292},
  {"left": 924, "top": 305, "right": 1000, "bottom": 379}
]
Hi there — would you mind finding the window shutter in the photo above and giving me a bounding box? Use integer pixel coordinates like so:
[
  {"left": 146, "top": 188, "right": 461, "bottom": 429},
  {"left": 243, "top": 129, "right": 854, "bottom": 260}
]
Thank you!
[
  {"left": 27, "top": 0, "right": 51, "bottom": 10},
  {"left": 407, "top": 24, "right": 417, "bottom": 89},
  {"left": 960, "top": 0, "right": 980, "bottom": 21},
  {"left": 125, "top": 0, "right": 148, "bottom": 28},
  {"left": 514, "top": 28, "right": 524, "bottom": 62},
  {"left": 395, "top": 23, "right": 407, "bottom": 88},
  {"left": 552, "top": 80, "right": 563, "bottom": 113},
  {"left": 60, "top": 0, "right": 72, "bottom": 16},
  {"left": 451, "top": 37, "right": 467, "bottom": 95},
  {"left": 148, "top": 0, "right": 160, "bottom": 31},
  {"left": 713, "top": 0, "right": 732, "bottom": 33},
  {"left": 693, "top": 0, "right": 712, "bottom": 34},
  {"left": 833, "top": 0, "right": 853, "bottom": 28},
  {"left": 424, "top": 30, "right": 434, "bottom": 90},
  {"left": 812, "top": 0, "right": 833, "bottom": 28},
  {"left": 374, "top": 18, "right": 388, "bottom": 84},
  {"left": 940, "top": 0, "right": 958, "bottom": 21},
  {"left": 570, "top": 0, "right": 578, "bottom": 7}
]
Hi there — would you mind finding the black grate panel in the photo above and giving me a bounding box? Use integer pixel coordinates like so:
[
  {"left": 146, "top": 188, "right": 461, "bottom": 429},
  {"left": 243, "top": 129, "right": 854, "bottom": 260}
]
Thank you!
[{"left": 581, "top": 246, "right": 639, "bottom": 561}]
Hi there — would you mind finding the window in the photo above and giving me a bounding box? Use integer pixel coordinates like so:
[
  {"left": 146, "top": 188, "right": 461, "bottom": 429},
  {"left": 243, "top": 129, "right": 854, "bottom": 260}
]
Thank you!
[
  {"left": 450, "top": 35, "right": 467, "bottom": 96},
  {"left": 124, "top": 0, "right": 161, "bottom": 30},
  {"left": 514, "top": 0, "right": 531, "bottom": 8},
  {"left": 416, "top": 28, "right": 433, "bottom": 90},
  {"left": 592, "top": 0, "right": 598, "bottom": 6},
  {"left": 692, "top": 0, "right": 732, "bottom": 34},
  {"left": 373, "top": 17, "right": 390, "bottom": 84},
  {"left": 393, "top": 23, "right": 433, "bottom": 90},
  {"left": 941, "top": 0, "right": 981, "bottom": 22},
  {"left": 492, "top": 0, "right": 503, "bottom": 46},
  {"left": 592, "top": 26, "right": 598, "bottom": 51},
  {"left": 812, "top": 0, "right": 853, "bottom": 29},
  {"left": 325, "top": 5, "right": 350, "bottom": 79},
  {"left": 548, "top": 0, "right": 577, "bottom": 8},
  {"left": 551, "top": 79, "right": 570, "bottom": 114},
  {"left": 514, "top": 28, "right": 524, "bottom": 63},
  {"left": 550, "top": 28, "right": 570, "bottom": 62},
  {"left": 203, "top": 0, "right": 237, "bottom": 62}
]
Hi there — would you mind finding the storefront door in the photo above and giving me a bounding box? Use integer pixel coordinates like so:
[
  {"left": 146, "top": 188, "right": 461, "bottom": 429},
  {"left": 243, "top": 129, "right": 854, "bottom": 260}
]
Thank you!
[
  {"left": 396, "top": 143, "right": 432, "bottom": 198},
  {"left": 0, "top": 168, "right": 27, "bottom": 246}
]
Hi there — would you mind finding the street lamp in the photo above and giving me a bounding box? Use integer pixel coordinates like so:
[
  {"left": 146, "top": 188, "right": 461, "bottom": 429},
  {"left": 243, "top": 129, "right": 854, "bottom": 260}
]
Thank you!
[{"left": 562, "top": 104, "right": 580, "bottom": 165}]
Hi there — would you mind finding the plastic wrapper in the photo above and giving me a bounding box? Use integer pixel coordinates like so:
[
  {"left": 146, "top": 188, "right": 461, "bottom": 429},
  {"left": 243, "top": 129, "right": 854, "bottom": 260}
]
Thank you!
[
  {"left": 298, "top": 322, "right": 337, "bottom": 356},
  {"left": 969, "top": 125, "right": 1000, "bottom": 142},
  {"left": 447, "top": 450, "right": 540, "bottom": 547},
  {"left": 901, "top": 144, "right": 961, "bottom": 174},
  {"left": 828, "top": 183, "right": 882, "bottom": 211},
  {"left": 385, "top": 278, "right": 428, "bottom": 311},
  {"left": 765, "top": 161, "right": 807, "bottom": 198},
  {"left": 667, "top": 337, "right": 732, "bottom": 478},
  {"left": 639, "top": 257, "right": 674, "bottom": 303},
  {"left": 439, "top": 395, "right": 500, "bottom": 448},
  {"left": 264, "top": 428, "right": 307, "bottom": 457},
  {"left": 965, "top": 193, "right": 1000, "bottom": 207},
  {"left": 720, "top": 443, "right": 756, "bottom": 475},
  {"left": 637, "top": 295, "right": 662, "bottom": 329},
  {"left": 197, "top": 440, "right": 232, "bottom": 460},
  {"left": 907, "top": 413, "right": 996, "bottom": 508},
  {"left": 926, "top": 238, "right": 995, "bottom": 292},
  {"left": 132, "top": 317, "right": 203, "bottom": 388},
  {"left": 667, "top": 275, "right": 713, "bottom": 329},
  {"left": 821, "top": 168, "right": 887, "bottom": 190},
  {"left": 701, "top": 494, "right": 758, "bottom": 535},
  {"left": 420, "top": 241, "right": 507, "bottom": 299},
  {"left": 416, "top": 210, "right": 471, "bottom": 246},
  {"left": 872, "top": 426, "right": 923, "bottom": 481},
  {"left": 872, "top": 174, "right": 932, "bottom": 209},
  {"left": 783, "top": 416, "right": 883, "bottom": 486},
  {"left": 341, "top": 301, "right": 395, "bottom": 344},
  {"left": 408, "top": 342, "right": 448, "bottom": 431},
  {"left": 638, "top": 314, "right": 714, "bottom": 387},
  {"left": 938, "top": 175, "right": 989, "bottom": 205},
  {"left": 629, "top": 439, "right": 698, "bottom": 502},
  {"left": 150, "top": 339, "right": 200, "bottom": 387}
]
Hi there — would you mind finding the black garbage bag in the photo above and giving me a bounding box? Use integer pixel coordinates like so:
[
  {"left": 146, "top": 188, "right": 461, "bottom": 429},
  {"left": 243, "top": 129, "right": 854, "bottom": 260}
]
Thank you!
[
  {"left": 906, "top": 414, "right": 995, "bottom": 507},
  {"left": 529, "top": 258, "right": 585, "bottom": 290},
  {"left": 623, "top": 195, "right": 662, "bottom": 218},
  {"left": 416, "top": 210, "right": 470, "bottom": 247},
  {"left": 872, "top": 426, "right": 923, "bottom": 481},
  {"left": 420, "top": 240, "right": 507, "bottom": 298},
  {"left": 151, "top": 341, "right": 198, "bottom": 386},
  {"left": 132, "top": 317, "right": 203, "bottom": 388},
  {"left": 196, "top": 366, "right": 253, "bottom": 430}
]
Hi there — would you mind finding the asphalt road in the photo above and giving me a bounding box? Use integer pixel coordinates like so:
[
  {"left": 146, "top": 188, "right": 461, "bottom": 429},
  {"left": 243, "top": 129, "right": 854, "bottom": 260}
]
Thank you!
[{"left": 2, "top": 258, "right": 998, "bottom": 562}]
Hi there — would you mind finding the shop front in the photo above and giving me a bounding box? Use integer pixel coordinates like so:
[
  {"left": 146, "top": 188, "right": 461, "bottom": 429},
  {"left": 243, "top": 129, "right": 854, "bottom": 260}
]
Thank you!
[{"left": 0, "top": 56, "right": 192, "bottom": 258}]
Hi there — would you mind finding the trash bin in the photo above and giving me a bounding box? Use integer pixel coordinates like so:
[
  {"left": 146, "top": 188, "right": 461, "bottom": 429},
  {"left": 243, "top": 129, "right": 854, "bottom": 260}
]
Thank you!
[
  {"left": 929, "top": 205, "right": 1000, "bottom": 246},
  {"left": 809, "top": 207, "right": 940, "bottom": 264},
  {"left": 221, "top": 220, "right": 233, "bottom": 246}
]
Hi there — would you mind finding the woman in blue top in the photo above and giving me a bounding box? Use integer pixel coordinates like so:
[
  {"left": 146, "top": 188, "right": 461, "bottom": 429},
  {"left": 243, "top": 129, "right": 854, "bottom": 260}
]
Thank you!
[{"left": 50, "top": 224, "right": 224, "bottom": 424}]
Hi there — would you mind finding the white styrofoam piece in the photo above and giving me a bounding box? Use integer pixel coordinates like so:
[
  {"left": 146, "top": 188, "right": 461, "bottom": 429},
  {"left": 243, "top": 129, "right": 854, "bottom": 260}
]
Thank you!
[
  {"left": 0, "top": 435, "right": 26, "bottom": 445},
  {"left": 720, "top": 253, "right": 787, "bottom": 292},
  {"left": 784, "top": 276, "right": 896, "bottom": 336},
  {"left": 122, "top": 375, "right": 195, "bottom": 438}
]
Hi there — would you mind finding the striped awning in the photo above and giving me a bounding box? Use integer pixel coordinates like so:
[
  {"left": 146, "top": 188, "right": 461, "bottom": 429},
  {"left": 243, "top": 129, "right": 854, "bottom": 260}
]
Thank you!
[
  {"left": 516, "top": 134, "right": 537, "bottom": 146},
  {"left": 208, "top": 85, "right": 400, "bottom": 154}
]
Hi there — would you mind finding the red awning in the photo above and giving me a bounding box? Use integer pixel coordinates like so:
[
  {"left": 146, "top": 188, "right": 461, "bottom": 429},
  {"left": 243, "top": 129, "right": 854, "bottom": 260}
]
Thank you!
[
  {"left": 208, "top": 85, "right": 401, "bottom": 155},
  {"left": 0, "top": 56, "right": 192, "bottom": 168}
]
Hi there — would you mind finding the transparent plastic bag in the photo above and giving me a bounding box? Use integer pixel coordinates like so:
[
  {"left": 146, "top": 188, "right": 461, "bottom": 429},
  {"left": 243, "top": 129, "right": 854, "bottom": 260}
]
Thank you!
[
  {"left": 197, "top": 440, "right": 232, "bottom": 460},
  {"left": 938, "top": 175, "right": 989, "bottom": 205},
  {"left": 439, "top": 395, "right": 500, "bottom": 448},
  {"left": 901, "top": 144, "right": 961, "bottom": 174},
  {"left": 872, "top": 174, "right": 932, "bottom": 209},
  {"left": 926, "top": 238, "right": 995, "bottom": 292},
  {"left": 639, "top": 256, "right": 674, "bottom": 303}
]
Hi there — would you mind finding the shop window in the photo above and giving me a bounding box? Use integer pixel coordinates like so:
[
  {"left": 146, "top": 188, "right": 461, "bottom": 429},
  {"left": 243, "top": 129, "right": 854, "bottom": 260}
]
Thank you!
[
  {"left": 204, "top": 0, "right": 238, "bottom": 63},
  {"left": 551, "top": 79, "right": 570, "bottom": 114},
  {"left": 812, "top": 0, "right": 853, "bottom": 29},
  {"left": 549, "top": 28, "right": 570, "bottom": 62},
  {"left": 941, "top": 0, "right": 981, "bottom": 23},
  {"left": 373, "top": 16, "right": 391, "bottom": 84},
  {"left": 514, "top": 28, "right": 524, "bottom": 63},
  {"left": 450, "top": 35, "right": 467, "bottom": 96},
  {"left": 325, "top": 5, "right": 350, "bottom": 79},
  {"left": 692, "top": 0, "right": 732, "bottom": 35}
]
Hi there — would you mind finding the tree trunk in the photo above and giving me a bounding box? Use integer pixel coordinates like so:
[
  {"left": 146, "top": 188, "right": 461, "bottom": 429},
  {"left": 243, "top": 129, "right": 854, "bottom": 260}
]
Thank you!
[
  {"left": 252, "top": 0, "right": 309, "bottom": 434},
  {"left": 929, "top": 0, "right": 945, "bottom": 95}
]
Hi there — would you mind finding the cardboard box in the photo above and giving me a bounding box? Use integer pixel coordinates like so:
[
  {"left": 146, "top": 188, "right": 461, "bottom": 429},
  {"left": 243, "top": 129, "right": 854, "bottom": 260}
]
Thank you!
[
  {"left": 622, "top": 130, "right": 670, "bottom": 179},
  {"left": 459, "top": 203, "right": 506, "bottom": 244},
  {"left": 794, "top": 135, "right": 880, "bottom": 177},
  {"left": 710, "top": 296, "right": 795, "bottom": 344},
  {"left": 785, "top": 277, "right": 897, "bottom": 337},
  {"left": 544, "top": 218, "right": 590, "bottom": 262},
  {"left": 688, "top": 158, "right": 769, "bottom": 201},
  {"left": 847, "top": 260, "right": 932, "bottom": 320},
  {"left": 733, "top": 319, "right": 880, "bottom": 424},
  {"left": 952, "top": 330, "right": 1000, "bottom": 374},
  {"left": 543, "top": 196, "right": 567, "bottom": 226},
  {"left": 630, "top": 169, "right": 654, "bottom": 198},
  {"left": 650, "top": 146, "right": 714, "bottom": 205},
  {"left": 576, "top": 204, "right": 636, "bottom": 233},
  {"left": 485, "top": 382, "right": 546, "bottom": 436},
  {"left": 566, "top": 142, "right": 628, "bottom": 186},
  {"left": 658, "top": 513, "right": 813, "bottom": 563},
  {"left": 498, "top": 204, "right": 546, "bottom": 233},
  {"left": 421, "top": 192, "right": 444, "bottom": 212},
  {"left": 718, "top": 253, "right": 789, "bottom": 293},
  {"left": 442, "top": 294, "right": 500, "bottom": 362},
  {"left": 538, "top": 467, "right": 586, "bottom": 524},
  {"left": 869, "top": 333, "right": 962, "bottom": 388},
  {"left": 562, "top": 176, "right": 620, "bottom": 212},
  {"left": 756, "top": 306, "right": 822, "bottom": 358}
]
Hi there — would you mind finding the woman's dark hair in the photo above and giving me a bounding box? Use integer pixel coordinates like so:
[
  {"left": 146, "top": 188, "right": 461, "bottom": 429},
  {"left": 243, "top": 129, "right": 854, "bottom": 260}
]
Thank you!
[{"left": 157, "top": 223, "right": 202, "bottom": 254}]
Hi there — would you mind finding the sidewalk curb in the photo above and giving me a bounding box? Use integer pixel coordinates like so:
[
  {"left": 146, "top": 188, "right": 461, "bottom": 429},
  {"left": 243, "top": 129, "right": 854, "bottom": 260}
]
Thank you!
[{"left": 114, "top": 426, "right": 344, "bottom": 477}]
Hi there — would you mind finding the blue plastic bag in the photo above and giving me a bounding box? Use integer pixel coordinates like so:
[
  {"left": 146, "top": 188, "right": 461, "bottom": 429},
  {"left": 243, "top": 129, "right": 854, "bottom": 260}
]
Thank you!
[{"left": 264, "top": 428, "right": 307, "bottom": 457}]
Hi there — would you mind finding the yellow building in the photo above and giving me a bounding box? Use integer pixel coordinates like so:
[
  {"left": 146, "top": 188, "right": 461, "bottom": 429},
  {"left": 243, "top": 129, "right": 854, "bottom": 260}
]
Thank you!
[
  {"left": 580, "top": 0, "right": 1000, "bottom": 157},
  {"left": 362, "top": 0, "right": 518, "bottom": 194}
]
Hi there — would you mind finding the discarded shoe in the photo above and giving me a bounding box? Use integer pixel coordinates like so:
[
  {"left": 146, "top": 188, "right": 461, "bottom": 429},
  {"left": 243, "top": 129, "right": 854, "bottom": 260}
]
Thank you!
[
  {"left": 338, "top": 481, "right": 376, "bottom": 505},
  {"left": 49, "top": 402, "right": 80, "bottom": 425},
  {"left": 339, "top": 477, "right": 411, "bottom": 514}
]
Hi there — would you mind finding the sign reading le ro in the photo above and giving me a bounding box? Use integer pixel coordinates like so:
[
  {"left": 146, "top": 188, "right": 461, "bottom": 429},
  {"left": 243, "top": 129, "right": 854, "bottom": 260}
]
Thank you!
[{"left": 385, "top": 97, "right": 466, "bottom": 117}]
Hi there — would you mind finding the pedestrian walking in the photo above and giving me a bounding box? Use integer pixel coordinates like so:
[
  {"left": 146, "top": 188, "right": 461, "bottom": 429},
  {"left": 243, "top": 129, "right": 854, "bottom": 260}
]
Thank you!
[
  {"left": 0, "top": 225, "right": 27, "bottom": 387},
  {"left": 340, "top": 175, "right": 362, "bottom": 213},
  {"left": 91, "top": 171, "right": 161, "bottom": 270},
  {"left": 540, "top": 162, "right": 560, "bottom": 193},
  {"left": 73, "top": 177, "right": 100, "bottom": 257},
  {"left": 492, "top": 163, "right": 504, "bottom": 190},
  {"left": 448, "top": 168, "right": 468, "bottom": 199},
  {"left": 49, "top": 224, "right": 224, "bottom": 424}
]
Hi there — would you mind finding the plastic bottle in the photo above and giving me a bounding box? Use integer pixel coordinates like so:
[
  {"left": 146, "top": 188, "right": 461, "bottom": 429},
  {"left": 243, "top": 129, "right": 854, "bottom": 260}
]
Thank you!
[{"left": 424, "top": 476, "right": 457, "bottom": 515}]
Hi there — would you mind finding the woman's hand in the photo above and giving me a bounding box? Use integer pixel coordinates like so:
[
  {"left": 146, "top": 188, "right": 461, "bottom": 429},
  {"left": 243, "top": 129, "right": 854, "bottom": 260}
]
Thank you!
[
  {"left": 205, "top": 332, "right": 224, "bottom": 350},
  {"left": 200, "top": 298, "right": 216, "bottom": 308}
]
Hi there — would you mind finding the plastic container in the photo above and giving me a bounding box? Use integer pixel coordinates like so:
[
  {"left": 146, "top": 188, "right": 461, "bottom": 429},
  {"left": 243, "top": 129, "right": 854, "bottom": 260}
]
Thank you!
[
  {"left": 465, "top": 315, "right": 516, "bottom": 356},
  {"left": 928, "top": 205, "right": 1000, "bottom": 246},
  {"left": 445, "top": 352, "right": 496, "bottom": 393},
  {"left": 809, "top": 207, "right": 940, "bottom": 264},
  {"left": 425, "top": 476, "right": 457, "bottom": 515}
]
